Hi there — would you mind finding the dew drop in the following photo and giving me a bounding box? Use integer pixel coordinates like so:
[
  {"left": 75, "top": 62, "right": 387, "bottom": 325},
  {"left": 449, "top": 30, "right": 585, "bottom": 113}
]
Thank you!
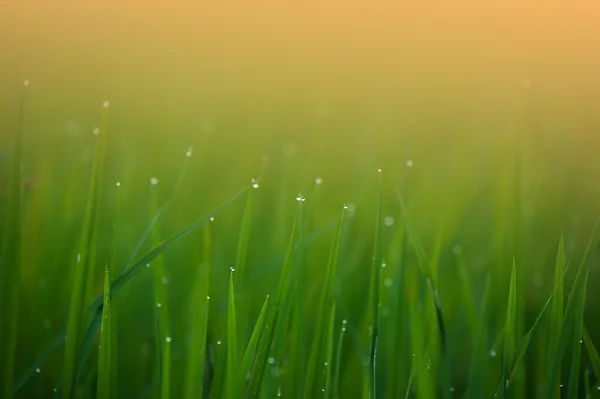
[
  {"left": 449, "top": 387, "right": 455, "bottom": 392},
  {"left": 343, "top": 204, "right": 348, "bottom": 210},
  {"left": 210, "top": 217, "right": 215, "bottom": 222},
  {"left": 230, "top": 267, "right": 235, "bottom": 273},
  {"left": 342, "top": 319, "right": 347, "bottom": 324},
  {"left": 93, "top": 127, "right": 99, "bottom": 136},
  {"left": 268, "top": 357, "right": 276, "bottom": 364},
  {"left": 23, "top": 79, "right": 30, "bottom": 87},
  {"left": 150, "top": 177, "right": 159, "bottom": 185},
  {"left": 490, "top": 350, "right": 497, "bottom": 357},
  {"left": 156, "top": 302, "right": 162, "bottom": 308},
  {"left": 36, "top": 368, "right": 41, "bottom": 373},
  {"left": 406, "top": 160, "right": 413, "bottom": 167},
  {"left": 186, "top": 147, "right": 193, "bottom": 157},
  {"left": 315, "top": 177, "right": 323, "bottom": 185},
  {"left": 377, "top": 168, "right": 382, "bottom": 173},
  {"left": 207, "top": 296, "right": 210, "bottom": 300},
  {"left": 324, "top": 362, "right": 328, "bottom": 366},
  {"left": 77, "top": 253, "right": 81, "bottom": 263},
  {"left": 384, "top": 216, "right": 395, "bottom": 227},
  {"left": 146, "top": 263, "right": 151, "bottom": 268},
  {"left": 116, "top": 181, "right": 121, "bottom": 187},
  {"left": 161, "top": 276, "right": 169, "bottom": 285},
  {"left": 252, "top": 182, "right": 259, "bottom": 189},
  {"left": 217, "top": 340, "right": 222, "bottom": 345},
  {"left": 381, "top": 262, "right": 387, "bottom": 268},
  {"left": 384, "top": 278, "right": 393, "bottom": 288},
  {"left": 103, "top": 101, "right": 110, "bottom": 108},
  {"left": 165, "top": 336, "right": 172, "bottom": 343}
]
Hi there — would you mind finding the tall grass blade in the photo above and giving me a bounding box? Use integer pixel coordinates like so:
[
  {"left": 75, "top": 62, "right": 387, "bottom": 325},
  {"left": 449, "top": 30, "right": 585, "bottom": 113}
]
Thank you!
[
  {"left": 367, "top": 171, "right": 383, "bottom": 399},
  {"left": 305, "top": 207, "right": 345, "bottom": 398},
  {"left": 567, "top": 268, "right": 588, "bottom": 399},
  {"left": 226, "top": 270, "right": 239, "bottom": 399},
  {"left": 467, "top": 274, "right": 491, "bottom": 399},
  {"left": 503, "top": 260, "right": 517, "bottom": 396},
  {"left": 232, "top": 296, "right": 269, "bottom": 398},
  {"left": 323, "top": 303, "right": 337, "bottom": 399},
  {"left": 184, "top": 296, "right": 210, "bottom": 399},
  {"left": 547, "top": 234, "right": 565, "bottom": 397},
  {"left": 332, "top": 319, "right": 347, "bottom": 399},
  {"left": 96, "top": 266, "right": 112, "bottom": 399},
  {"left": 62, "top": 103, "right": 110, "bottom": 399},
  {"left": 247, "top": 201, "right": 303, "bottom": 398}
]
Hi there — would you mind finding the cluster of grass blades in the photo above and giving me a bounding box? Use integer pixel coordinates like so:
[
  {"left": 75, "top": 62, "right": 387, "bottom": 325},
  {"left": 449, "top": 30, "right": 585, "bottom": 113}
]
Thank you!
[{"left": 4, "top": 88, "right": 600, "bottom": 399}]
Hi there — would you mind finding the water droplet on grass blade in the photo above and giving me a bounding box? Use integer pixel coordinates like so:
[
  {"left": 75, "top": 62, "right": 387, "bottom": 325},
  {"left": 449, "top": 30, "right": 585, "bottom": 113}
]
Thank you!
[
  {"left": 165, "top": 336, "right": 172, "bottom": 343},
  {"left": 116, "top": 181, "right": 121, "bottom": 187},
  {"left": 186, "top": 147, "right": 193, "bottom": 157},
  {"left": 150, "top": 177, "right": 159, "bottom": 185},
  {"left": 103, "top": 101, "right": 110, "bottom": 109},
  {"left": 217, "top": 340, "right": 222, "bottom": 345},
  {"left": 36, "top": 368, "right": 41, "bottom": 373},
  {"left": 384, "top": 278, "right": 393, "bottom": 287},
  {"left": 406, "top": 160, "right": 413, "bottom": 167},
  {"left": 92, "top": 127, "right": 99, "bottom": 136},
  {"left": 384, "top": 216, "right": 395, "bottom": 226},
  {"left": 23, "top": 79, "right": 30, "bottom": 87},
  {"left": 268, "top": 357, "right": 275, "bottom": 364},
  {"left": 315, "top": 177, "right": 323, "bottom": 185}
]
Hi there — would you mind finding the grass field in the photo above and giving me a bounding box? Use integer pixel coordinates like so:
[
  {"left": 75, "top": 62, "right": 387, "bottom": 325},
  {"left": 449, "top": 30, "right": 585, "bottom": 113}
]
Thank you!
[{"left": 1, "top": 79, "right": 600, "bottom": 399}]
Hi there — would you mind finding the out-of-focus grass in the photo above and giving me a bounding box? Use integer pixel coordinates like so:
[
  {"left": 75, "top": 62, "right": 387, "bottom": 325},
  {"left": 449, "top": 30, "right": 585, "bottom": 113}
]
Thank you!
[{"left": 1, "top": 81, "right": 600, "bottom": 399}]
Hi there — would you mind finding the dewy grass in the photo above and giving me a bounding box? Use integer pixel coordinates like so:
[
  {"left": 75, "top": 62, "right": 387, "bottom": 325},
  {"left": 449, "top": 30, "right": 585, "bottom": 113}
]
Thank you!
[{"left": 7, "top": 88, "right": 600, "bottom": 399}]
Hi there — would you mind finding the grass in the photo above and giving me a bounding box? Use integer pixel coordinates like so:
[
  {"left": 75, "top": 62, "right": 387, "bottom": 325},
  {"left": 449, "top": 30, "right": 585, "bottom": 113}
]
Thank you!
[{"left": 2, "top": 83, "right": 600, "bottom": 399}]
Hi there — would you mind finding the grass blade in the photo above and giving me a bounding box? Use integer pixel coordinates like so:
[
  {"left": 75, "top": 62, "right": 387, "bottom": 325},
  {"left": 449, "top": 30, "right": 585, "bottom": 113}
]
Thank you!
[
  {"left": 366, "top": 170, "right": 383, "bottom": 399},
  {"left": 568, "top": 268, "right": 588, "bottom": 399},
  {"left": 467, "top": 274, "right": 491, "bottom": 399},
  {"left": 582, "top": 325, "right": 600, "bottom": 383},
  {"left": 184, "top": 295, "right": 210, "bottom": 399},
  {"left": 323, "top": 303, "right": 337, "bottom": 399},
  {"left": 547, "top": 234, "right": 565, "bottom": 397},
  {"left": 247, "top": 200, "right": 303, "bottom": 398},
  {"left": 226, "top": 269, "right": 239, "bottom": 399},
  {"left": 332, "top": 318, "right": 347, "bottom": 399},
  {"left": 232, "top": 295, "right": 269, "bottom": 398},
  {"left": 503, "top": 260, "right": 517, "bottom": 395},
  {"left": 96, "top": 266, "right": 112, "bottom": 399},
  {"left": 305, "top": 206, "right": 346, "bottom": 398},
  {"left": 62, "top": 102, "right": 110, "bottom": 399}
]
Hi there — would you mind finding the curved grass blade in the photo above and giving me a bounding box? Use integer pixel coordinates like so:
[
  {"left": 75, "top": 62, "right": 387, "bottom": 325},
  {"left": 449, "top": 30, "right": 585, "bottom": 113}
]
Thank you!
[
  {"left": 96, "top": 266, "right": 112, "bottom": 399},
  {"left": 0, "top": 80, "right": 26, "bottom": 399},
  {"left": 305, "top": 207, "right": 346, "bottom": 398},
  {"left": 14, "top": 185, "right": 249, "bottom": 394},
  {"left": 403, "top": 354, "right": 416, "bottom": 399},
  {"left": 247, "top": 201, "right": 303, "bottom": 398}
]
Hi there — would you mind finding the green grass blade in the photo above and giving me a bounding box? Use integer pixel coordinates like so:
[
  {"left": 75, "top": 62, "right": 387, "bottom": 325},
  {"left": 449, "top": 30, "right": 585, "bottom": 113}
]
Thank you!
[
  {"left": 149, "top": 181, "right": 172, "bottom": 399},
  {"left": 97, "top": 266, "right": 112, "bottom": 399},
  {"left": 332, "top": 319, "right": 347, "bottom": 399},
  {"left": 547, "top": 234, "right": 565, "bottom": 397},
  {"left": 467, "top": 274, "right": 491, "bottom": 399},
  {"left": 247, "top": 200, "right": 303, "bottom": 398},
  {"left": 184, "top": 295, "right": 210, "bottom": 399},
  {"left": 305, "top": 206, "right": 346, "bottom": 398},
  {"left": 0, "top": 79, "right": 26, "bottom": 399},
  {"left": 403, "top": 355, "right": 416, "bottom": 399},
  {"left": 503, "top": 260, "right": 517, "bottom": 395},
  {"left": 568, "top": 268, "right": 588, "bottom": 399},
  {"left": 323, "top": 303, "right": 337, "bottom": 399},
  {"left": 62, "top": 102, "right": 110, "bottom": 399},
  {"left": 226, "top": 269, "right": 239, "bottom": 399},
  {"left": 582, "top": 325, "right": 600, "bottom": 383},
  {"left": 367, "top": 170, "right": 383, "bottom": 399},
  {"left": 233, "top": 295, "right": 269, "bottom": 398}
]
